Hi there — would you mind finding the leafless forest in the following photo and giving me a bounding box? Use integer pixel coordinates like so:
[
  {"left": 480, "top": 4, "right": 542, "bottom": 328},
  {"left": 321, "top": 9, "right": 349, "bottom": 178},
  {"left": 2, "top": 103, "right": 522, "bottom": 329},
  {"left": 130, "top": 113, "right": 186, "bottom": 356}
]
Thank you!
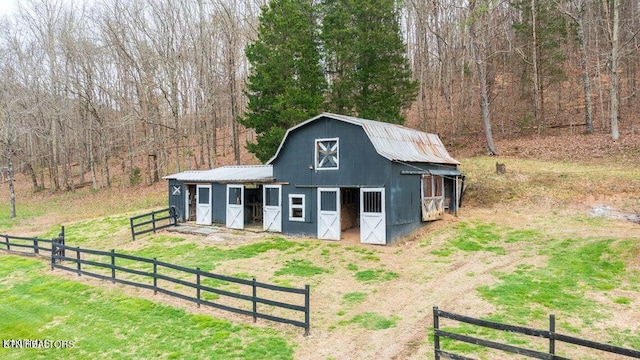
[{"left": 0, "top": 0, "right": 638, "bottom": 192}]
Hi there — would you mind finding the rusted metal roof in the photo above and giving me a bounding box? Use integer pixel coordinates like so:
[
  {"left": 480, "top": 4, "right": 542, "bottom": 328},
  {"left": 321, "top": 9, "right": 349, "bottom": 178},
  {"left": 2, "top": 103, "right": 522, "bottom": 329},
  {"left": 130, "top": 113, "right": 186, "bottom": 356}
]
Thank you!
[
  {"left": 268, "top": 113, "right": 460, "bottom": 165},
  {"left": 164, "top": 165, "right": 273, "bottom": 183}
]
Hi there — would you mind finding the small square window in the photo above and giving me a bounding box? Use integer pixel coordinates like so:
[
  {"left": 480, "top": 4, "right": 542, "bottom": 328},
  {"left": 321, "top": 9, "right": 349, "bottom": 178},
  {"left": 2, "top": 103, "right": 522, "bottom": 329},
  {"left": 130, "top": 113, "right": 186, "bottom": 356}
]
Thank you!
[
  {"left": 315, "top": 138, "right": 339, "bottom": 170},
  {"left": 289, "top": 194, "right": 305, "bottom": 222}
]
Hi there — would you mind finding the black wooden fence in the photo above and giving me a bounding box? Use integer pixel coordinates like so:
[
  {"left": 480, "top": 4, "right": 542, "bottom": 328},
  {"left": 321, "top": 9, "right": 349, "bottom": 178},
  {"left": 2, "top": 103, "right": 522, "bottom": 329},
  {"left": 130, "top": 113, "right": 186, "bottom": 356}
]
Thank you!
[
  {"left": 0, "top": 230, "right": 310, "bottom": 335},
  {"left": 129, "top": 207, "right": 178, "bottom": 240},
  {"left": 433, "top": 307, "right": 640, "bottom": 359},
  {"left": 1, "top": 227, "right": 65, "bottom": 259}
]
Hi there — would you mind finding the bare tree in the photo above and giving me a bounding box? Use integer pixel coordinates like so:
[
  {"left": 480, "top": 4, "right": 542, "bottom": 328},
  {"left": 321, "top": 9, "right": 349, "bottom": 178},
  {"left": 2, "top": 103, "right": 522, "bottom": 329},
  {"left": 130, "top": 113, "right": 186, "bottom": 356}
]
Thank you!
[
  {"left": 602, "top": 0, "right": 620, "bottom": 140},
  {"left": 468, "top": 0, "right": 499, "bottom": 155},
  {"left": 556, "top": 0, "right": 594, "bottom": 134}
]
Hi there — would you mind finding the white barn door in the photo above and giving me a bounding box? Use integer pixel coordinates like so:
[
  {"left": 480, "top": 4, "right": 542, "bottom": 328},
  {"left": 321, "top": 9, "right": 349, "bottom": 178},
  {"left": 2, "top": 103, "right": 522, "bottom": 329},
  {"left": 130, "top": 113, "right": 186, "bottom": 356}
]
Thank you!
[
  {"left": 226, "top": 185, "right": 244, "bottom": 229},
  {"left": 263, "top": 185, "right": 282, "bottom": 232},
  {"left": 360, "top": 188, "right": 386, "bottom": 245},
  {"left": 196, "top": 185, "right": 212, "bottom": 225},
  {"left": 317, "top": 188, "right": 340, "bottom": 240}
]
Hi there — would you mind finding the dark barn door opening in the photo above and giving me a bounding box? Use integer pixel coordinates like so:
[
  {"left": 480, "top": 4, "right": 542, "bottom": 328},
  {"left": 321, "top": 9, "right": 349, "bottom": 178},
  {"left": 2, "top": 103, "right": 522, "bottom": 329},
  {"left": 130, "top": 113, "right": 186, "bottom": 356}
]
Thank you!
[
  {"left": 340, "top": 188, "right": 360, "bottom": 241},
  {"left": 187, "top": 184, "right": 197, "bottom": 221}
]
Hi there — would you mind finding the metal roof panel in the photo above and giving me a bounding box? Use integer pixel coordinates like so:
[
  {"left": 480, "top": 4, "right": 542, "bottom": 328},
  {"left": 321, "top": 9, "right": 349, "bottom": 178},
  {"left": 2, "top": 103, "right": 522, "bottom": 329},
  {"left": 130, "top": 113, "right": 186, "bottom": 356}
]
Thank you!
[
  {"left": 267, "top": 113, "right": 460, "bottom": 165},
  {"left": 164, "top": 165, "right": 273, "bottom": 183}
]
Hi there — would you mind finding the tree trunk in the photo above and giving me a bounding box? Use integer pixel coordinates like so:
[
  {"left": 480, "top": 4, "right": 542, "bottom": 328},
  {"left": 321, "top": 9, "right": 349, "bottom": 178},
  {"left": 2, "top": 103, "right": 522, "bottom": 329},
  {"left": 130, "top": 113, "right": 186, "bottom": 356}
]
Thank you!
[
  {"left": 609, "top": 0, "right": 620, "bottom": 141},
  {"left": 531, "top": 0, "right": 544, "bottom": 134},
  {"left": 8, "top": 156, "right": 16, "bottom": 218},
  {"left": 25, "top": 163, "right": 40, "bottom": 192},
  {"left": 576, "top": 18, "right": 594, "bottom": 134},
  {"left": 469, "top": 0, "right": 498, "bottom": 155}
]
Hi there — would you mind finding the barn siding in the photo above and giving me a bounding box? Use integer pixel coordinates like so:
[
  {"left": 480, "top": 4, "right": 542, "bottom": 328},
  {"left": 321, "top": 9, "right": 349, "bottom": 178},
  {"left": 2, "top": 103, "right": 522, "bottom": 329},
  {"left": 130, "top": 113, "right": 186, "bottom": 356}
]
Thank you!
[
  {"left": 168, "top": 179, "right": 186, "bottom": 222},
  {"left": 211, "top": 183, "right": 226, "bottom": 224},
  {"left": 273, "top": 117, "right": 393, "bottom": 239},
  {"left": 272, "top": 117, "right": 392, "bottom": 187}
]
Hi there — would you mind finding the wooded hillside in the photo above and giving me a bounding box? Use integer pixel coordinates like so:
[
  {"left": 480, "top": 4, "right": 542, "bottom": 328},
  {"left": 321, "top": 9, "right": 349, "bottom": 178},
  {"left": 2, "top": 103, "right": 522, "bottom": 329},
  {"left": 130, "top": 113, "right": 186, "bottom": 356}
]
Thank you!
[{"left": 1, "top": 0, "right": 638, "bottom": 193}]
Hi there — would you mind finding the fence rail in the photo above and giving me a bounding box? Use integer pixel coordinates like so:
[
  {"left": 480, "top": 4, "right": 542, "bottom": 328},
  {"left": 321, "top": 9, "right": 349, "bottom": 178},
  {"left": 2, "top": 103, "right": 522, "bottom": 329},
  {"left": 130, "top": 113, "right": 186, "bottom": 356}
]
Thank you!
[
  {"left": 433, "top": 307, "right": 640, "bottom": 359},
  {"left": 129, "top": 207, "right": 178, "bottom": 240},
  {"left": 49, "top": 242, "right": 310, "bottom": 335},
  {"left": 1, "top": 227, "right": 65, "bottom": 259},
  {"left": 0, "top": 230, "right": 309, "bottom": 335}
]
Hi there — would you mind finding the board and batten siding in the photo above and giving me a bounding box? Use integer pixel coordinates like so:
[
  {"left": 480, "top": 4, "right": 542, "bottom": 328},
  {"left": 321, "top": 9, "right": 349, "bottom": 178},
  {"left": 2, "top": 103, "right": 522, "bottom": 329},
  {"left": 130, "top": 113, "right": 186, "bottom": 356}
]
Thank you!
[
  {"left": 168, "top": 179, "right": 186, "bottom": 222},
  {"left": 272, "top": 117, "right": 394, "bottom": 241}
]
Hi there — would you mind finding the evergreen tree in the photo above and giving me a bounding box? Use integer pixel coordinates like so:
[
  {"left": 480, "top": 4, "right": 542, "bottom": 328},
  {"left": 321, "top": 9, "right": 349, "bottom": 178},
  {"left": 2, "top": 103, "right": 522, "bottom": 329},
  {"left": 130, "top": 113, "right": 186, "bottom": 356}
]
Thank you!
[
  {"left": 321, "top": 0, "right": 417, "bottom": 124},
  {"left": 240, "top": 0, "right": 326, "bottom": 163}
]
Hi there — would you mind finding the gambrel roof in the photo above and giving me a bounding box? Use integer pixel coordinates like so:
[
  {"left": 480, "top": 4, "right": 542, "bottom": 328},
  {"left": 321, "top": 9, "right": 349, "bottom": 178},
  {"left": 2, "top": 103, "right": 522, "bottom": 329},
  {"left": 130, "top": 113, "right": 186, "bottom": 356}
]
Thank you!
[{"left": 267, "top": 112, "right": 460, "bottom": 165}]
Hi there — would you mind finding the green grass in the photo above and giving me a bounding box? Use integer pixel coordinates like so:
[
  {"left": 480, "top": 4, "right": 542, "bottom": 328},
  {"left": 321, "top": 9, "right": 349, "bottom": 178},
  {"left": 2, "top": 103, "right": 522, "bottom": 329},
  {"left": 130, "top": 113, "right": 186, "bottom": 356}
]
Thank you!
[
  {"left": 354, "top": 269, "right": 399, "bottom": 282},
  {"left": 339, "top": 312, "right": 399, "bottom": 330},
  {"left": 274, "top": 259, "right": 330, "bottom": 277},
  {"left": 432, "top": 221, "right": 550, "bottom": 257},
  {"left": 0, "top": 206, "right": 47, "bottom": 232},
  {"left": 342, "top": 292, "right": 367, "bottom": 305},
  {"left": 478, "top": 238, "right": 630, "bottom": 325},
  {"left": 0, "top": 255, "right": 294, "bottom": 360},
  {"left": 124, "top": 237, "right": 299, "bottom": 272},
  {"left": 614, "top": 297, "right": 631, "bottom": 305}
]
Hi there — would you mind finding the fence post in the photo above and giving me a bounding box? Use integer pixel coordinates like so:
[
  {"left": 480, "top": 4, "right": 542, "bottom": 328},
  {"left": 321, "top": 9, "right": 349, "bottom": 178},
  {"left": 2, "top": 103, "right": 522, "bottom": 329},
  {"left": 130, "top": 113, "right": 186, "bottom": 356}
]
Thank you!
[
  {"left": 169, "top": 207, "right": 176, "bottom": 225},
  {"left": 433, "top": 306, "right": 440, "bottom": 360},
  {"left": 111, "top": 249, "right": 116, "bottom": 283},
  {"left": 60, "top": 226, "right": 65, "bottom": 258},
  {"left": 304, "top": 284, "right": 310, "bottom": 337},
  {"left": 196, "top": 267, "right": 201, "bottom": 308},
  {"left": 153, "top": 258, "right": 157, "bottom": 295},
  {"left": 252, "top": 278, "right": 257, "bottom": 323},
  {"left": 60, "top": 226, "right": 67, "bottom": 257},
  {"left": 33, "top": 238, "right": 39, "bottom": 255},
  {"left": 76, "top": 247, "right": 81, "bottom": 276},
  {"left": 130, "top": 218, "right": 136, "bottom": 241},
  {"left": 5, "top": 234, "right": 10, "bottom": 251},
  {"left": 549, "top": 314, "right": 556, "bottom": 356},
  {"left": 151, "top": 211, "right": 157, "bottom": 233},
  {"left": 51, "top": 241, "right": 56, "bottom": 270}
]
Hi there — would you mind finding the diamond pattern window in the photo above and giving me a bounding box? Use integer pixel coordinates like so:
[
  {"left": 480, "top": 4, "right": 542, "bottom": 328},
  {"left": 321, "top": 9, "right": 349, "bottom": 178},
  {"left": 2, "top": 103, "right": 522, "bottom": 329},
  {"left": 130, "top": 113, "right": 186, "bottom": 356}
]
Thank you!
[{"left": 315, "top": 138, "right": 339, "bottom": 170}]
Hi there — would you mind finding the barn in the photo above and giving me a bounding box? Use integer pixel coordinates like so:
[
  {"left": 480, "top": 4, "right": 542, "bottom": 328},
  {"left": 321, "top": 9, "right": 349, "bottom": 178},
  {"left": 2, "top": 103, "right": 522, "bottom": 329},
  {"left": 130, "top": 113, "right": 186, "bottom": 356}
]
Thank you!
[{"left": 164, "top": 113, "right": 463, "bottom": 245}]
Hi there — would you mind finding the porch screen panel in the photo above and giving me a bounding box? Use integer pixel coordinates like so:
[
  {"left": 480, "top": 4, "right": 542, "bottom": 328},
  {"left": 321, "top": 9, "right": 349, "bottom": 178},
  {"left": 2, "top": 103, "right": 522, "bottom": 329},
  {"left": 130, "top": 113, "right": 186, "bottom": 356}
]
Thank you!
[
  {"left": 320, "top": 191, "right": 337, "bottom": 211},
  {"left": 422, "top": 175, "right": 443, "bottom": 197}
]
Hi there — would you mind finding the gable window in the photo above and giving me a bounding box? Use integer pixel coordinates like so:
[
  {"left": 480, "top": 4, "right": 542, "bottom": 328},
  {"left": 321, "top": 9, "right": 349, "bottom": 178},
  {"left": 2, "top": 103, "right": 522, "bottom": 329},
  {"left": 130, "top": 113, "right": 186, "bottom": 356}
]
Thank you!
[
  {"left": 289, "top": 194, "right": 305, "bottom": 221},
  {"left": 315, "top": 138, "right": 339, "bottom": 170}
]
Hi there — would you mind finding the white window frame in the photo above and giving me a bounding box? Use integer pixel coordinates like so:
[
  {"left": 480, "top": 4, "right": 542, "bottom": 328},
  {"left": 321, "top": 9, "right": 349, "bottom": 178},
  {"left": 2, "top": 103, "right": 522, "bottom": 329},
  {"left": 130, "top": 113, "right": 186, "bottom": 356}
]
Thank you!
[
  {"left": 288, "top": 194, "right": 306, "bottom": 222},
  {"left": 314, "top": 137, "right": 339, "bottom": 170}
]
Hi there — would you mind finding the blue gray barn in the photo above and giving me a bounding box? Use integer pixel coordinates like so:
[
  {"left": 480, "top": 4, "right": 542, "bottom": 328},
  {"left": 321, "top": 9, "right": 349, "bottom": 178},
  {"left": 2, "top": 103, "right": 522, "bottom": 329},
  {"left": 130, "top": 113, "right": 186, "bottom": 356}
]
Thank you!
[{"left": 165, "top": 113, "right": 463, "bottom": 245}]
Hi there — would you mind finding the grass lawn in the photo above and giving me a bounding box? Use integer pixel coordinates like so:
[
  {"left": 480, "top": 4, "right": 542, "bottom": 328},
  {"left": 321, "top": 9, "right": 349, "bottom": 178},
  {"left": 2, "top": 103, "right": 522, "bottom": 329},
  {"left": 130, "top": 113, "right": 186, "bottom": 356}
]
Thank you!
[{"left": 0, "top": 255, "right": 294, "bottom": 360}]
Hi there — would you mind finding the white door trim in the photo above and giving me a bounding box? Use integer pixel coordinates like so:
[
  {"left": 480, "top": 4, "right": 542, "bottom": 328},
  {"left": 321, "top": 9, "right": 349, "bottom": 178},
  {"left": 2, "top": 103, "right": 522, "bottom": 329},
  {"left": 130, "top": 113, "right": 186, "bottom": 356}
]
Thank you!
[
  {"left": 317, "top": 187, "right": 340, "bottom": 240},
  {"left": 263, "top": 185, "right": 282, "bottom": 232},
  {"left": 226, "top": 185, "right": 244, "bottom": 229},
  {"left": 360, "top": 188, "right": 386, "bottom": 245},
  {"left": 196, "top": 184, "right": 212, "bottom": 225}
]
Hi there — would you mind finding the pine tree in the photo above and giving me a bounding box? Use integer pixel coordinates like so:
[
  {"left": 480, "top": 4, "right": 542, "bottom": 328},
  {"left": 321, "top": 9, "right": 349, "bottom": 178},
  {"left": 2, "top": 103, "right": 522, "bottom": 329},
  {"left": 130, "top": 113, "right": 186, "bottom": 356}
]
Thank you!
[
  {"left": 321, "top": 0, "right": 417, "bottom": 124},
  {"left": 240, "top": 0, "right": 326, "bottom": 163}
]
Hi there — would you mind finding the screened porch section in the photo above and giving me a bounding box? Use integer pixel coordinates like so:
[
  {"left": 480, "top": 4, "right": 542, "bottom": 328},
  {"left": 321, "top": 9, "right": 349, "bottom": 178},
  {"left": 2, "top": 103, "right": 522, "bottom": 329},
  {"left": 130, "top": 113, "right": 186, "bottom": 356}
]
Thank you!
[{"left": 421, "top": 174, "right": 445, "bottom": 221}]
